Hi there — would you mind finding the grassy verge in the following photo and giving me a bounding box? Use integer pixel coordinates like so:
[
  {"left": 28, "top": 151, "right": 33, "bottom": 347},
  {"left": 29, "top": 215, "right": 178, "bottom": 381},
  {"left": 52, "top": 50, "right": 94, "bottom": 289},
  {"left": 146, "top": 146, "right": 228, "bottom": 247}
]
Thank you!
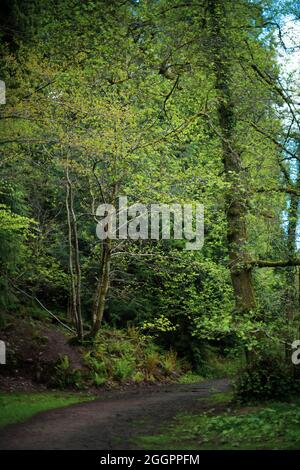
[
  {"left": 177, "top": 372, "right": 205, "bottom": 384},
  {"left": 0, "top": 392, "right": 95, "bottom": 428},
  {"left": 136, "top": 392, "right": 300, "bottom": 450}
]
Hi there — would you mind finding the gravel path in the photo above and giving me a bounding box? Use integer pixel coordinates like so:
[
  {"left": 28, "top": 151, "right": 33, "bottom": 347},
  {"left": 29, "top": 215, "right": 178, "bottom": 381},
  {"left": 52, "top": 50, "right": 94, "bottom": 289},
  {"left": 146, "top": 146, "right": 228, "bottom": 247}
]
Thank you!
[{"left": 0, "top": 378, "right": 229, "bottom": 450}]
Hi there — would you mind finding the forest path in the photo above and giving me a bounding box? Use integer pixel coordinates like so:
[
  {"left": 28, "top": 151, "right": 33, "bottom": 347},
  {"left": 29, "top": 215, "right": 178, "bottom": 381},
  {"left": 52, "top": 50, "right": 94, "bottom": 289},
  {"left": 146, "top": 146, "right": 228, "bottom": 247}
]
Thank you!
[{"left": 0, "top": 378, "right": 229, "bottom": 450}]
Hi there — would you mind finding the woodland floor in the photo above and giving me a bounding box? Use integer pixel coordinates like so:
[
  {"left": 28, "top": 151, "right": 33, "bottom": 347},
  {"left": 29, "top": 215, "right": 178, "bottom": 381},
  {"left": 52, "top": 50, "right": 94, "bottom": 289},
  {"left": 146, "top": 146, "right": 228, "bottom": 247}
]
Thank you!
[{"left": 0, "top": 378, "right": 229, "bottom": 450}]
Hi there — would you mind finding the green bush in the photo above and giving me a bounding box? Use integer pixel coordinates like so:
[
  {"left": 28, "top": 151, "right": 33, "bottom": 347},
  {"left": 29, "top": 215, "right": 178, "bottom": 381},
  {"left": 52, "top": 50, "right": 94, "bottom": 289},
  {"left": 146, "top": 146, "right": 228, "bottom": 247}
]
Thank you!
[
  {"left": 234, "top": 356, "right": 299, "bottom": 403},
  {"left": 161, "top": 349, "right": 178, "bottom": 374},
  {"left": 52, "top": 355, "right": 83, "bottom": 389},
  {"left": 132, "top": 371, "right": 144, "bottom": 383},
  {"left": 113, "top": 357, "right": 135, "bottom": 380},
  {"left": 92, "top": 371, "right": 107, "bottom": 386},
  {"left": 83, "top": 328, "right": 183, "bottom": 386},
  {"left": 144, "top": 350, "right": 161, "bottom": 379}
]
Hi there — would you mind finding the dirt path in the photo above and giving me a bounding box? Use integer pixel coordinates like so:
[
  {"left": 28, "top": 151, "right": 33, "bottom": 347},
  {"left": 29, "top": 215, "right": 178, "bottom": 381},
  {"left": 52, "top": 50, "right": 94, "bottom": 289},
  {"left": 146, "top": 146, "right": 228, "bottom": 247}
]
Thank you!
[{"left": 0, "top": 379, "right": 229, "bottom": 450}]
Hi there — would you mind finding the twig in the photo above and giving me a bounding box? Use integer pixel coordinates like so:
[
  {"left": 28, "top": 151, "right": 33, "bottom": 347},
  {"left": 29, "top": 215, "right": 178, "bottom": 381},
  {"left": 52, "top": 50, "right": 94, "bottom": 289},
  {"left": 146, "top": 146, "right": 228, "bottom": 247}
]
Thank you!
[{"left": 11, "top": 283, "right": 76, "bottom": 334}]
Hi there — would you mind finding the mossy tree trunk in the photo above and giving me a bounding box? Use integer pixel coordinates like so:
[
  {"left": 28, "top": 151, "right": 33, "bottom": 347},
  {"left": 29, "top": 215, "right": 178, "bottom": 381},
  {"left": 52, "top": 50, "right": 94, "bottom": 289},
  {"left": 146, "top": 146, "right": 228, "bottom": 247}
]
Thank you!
[{"left": 207, "top": 0, "right": 256, "bottom": 314}]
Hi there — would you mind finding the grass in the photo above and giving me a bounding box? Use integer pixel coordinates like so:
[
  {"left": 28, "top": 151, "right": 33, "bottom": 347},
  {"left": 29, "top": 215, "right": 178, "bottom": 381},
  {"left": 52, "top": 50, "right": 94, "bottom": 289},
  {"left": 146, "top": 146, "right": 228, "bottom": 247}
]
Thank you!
[
  {"left": 0, "top": 391, "right": 95, "bottom": 428},
  {"left": 177, "top": 372, "right": 205, "bottom": 384},
  {"left": 205, "top": 390, "right": 234, "bottom": 403},
  {"left": 136, "top": 392, "right": 300, "bottom": 450}
]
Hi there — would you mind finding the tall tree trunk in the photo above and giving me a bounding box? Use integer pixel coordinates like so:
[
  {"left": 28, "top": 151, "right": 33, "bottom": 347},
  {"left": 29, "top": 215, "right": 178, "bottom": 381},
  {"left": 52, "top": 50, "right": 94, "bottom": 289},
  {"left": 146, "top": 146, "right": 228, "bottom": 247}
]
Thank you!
[
  {"left": 286, "top": 173, "right": 299, "bottom": 313},
  {"left": 207, "top": 0, "right": 256, "bottom": 314},
  {"left": 91, "top": 239, "right": 111, "bottom": 336},
  {"left": 66, "top": 166, "right": 83, "bottom": 340},
  {"left": 90, "top": 181, "right": 117, "bottom": 338},
  {"left": 285, "top": 157, "right": 300, "bottom": 359}
]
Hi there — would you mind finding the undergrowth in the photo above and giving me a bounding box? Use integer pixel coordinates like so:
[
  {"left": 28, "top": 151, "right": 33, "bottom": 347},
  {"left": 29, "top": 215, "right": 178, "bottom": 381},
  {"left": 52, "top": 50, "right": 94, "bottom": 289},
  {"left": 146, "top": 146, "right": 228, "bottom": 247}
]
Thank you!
[{"left": 53, "top": 327, "right": 188, "bottom": 388}]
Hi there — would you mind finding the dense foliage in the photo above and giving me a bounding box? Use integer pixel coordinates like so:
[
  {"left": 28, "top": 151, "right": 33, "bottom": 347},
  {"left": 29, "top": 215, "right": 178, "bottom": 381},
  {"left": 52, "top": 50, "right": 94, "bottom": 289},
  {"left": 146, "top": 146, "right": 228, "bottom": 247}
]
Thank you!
[{"left": 1, "top": 0, "right": 300, "bottom": 386}]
